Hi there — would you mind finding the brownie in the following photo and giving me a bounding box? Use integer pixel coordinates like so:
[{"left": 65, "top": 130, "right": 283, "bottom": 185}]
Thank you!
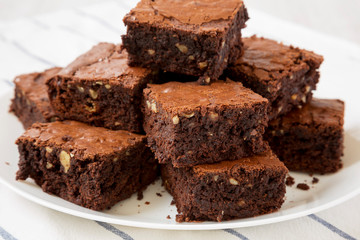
[
  {"left": 143, "top": 80, "right": 269, "bottom": 167},
  {"left": 225, "top": 36, "right": 324, "bottom": 119},
  {"left": 47, "top": 43, "right": 155, "bottom": 133},
  {"left": 16, "top": 121, "right": 158, "bottom": 211},
  {"left": 162, "top": 150, "right": 288, "bottom": 222},
  {"left": 265, "top": 98, "right": 344, "bottom": 174},
  {"left": 10, "top": 67, "right": 61, "bottom": 129},
  {"left": 122, "top": 0, "right": 249, "bottom": 85}
]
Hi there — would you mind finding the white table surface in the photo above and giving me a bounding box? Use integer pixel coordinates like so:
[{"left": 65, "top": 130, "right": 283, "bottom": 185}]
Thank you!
[{"left": 0, "top": 1, "right": 359, "bottom": 239}]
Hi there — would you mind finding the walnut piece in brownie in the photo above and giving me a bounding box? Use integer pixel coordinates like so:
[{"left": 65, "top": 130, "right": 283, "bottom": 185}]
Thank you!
[
  {"left": 225, "top": 36, "right": 324, "bottom": 119},
  {"left": 143, "top": 80, "right": 269, "bottom": 167},
  {"left": 265, "top": 98, "right": 344, "bottom": 174},
  {"left": 16, "top": 121, "right": 158, "bottom": 211},
  {"left": 10, "top": 67, "right": 61, "bottom": 129},
  {"left": 162, "top": 150, "right": 288, "bottom": 222},
  {"left": 47, "top": 43, "right": 156, "bottom": 133},
  {"left": 122, "top": 0, "right": 249, "bottom": 85}
]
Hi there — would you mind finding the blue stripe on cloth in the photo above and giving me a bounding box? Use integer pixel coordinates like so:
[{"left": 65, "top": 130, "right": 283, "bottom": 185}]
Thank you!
[
  {"left": 95, "top": 221, "right": 134, "bottom": 240},
  {"left": 308, "top": 214, "right": 356, "bottom": 240},
  {"left": 2, "top": 79, "right": 14, "bottom": 87},
  {"left": 0, "top": 226, "right": 17, "bottom": 240},
  {"left": 223, "top": 229, "right": 249, "bottom": 240},
  {"left": 73, "top": 9, "right": 120, "bottom": 34},
  {"left": 10, "top": 40, "right": 56, "bottom": 67}
]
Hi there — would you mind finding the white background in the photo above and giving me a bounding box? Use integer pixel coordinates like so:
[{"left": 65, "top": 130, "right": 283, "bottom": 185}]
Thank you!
[{"left": 0, "top": 0, "right": 359, "bottom": 45}]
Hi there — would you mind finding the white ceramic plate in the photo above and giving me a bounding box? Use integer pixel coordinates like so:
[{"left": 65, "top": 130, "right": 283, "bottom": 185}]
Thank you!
[{"left": 1, "top": 89, "right": 360, "bottom": 230}]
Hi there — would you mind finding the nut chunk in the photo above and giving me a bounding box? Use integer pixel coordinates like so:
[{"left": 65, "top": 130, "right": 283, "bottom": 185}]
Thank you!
[
  {"left": 143, "top": 80, "right": 269, "bottom": 167},
  {"left": 10, "top": 67, "right": 61, "bottom": 129},
  {"left": 16, "top": 121, "right": 158, "bottom": 211},
  {"left": 122, "top": 0, "right": 249, "bottom": 84},
  {"left": 265, "top": 98, "right": 345, "bottom": 174},
  {"left": 47, "top": 43, "right": 155, "bottom": 133},
  {"left": 162, "top": 150, "right": 288, "bottom": 222},
  {"left": 225, "top": 36, "right": 324, "bottom": 119}
]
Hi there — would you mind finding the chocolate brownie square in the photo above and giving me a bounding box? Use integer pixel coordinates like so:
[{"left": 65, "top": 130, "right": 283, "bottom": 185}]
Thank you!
[
  {"left": 47, "top": 43, "right": 155, "bottom": 133},
  {"left": 10, "top": 67, "right": 61, "bottom": 129},
  {"left": 162, "top": 150, "right": 288, "bottom": 222},
  {"left": 122, "top": 0, "right": 249, "bottom": 85},
  {"left": 16, "top": 121, "right": 158, "bottom": 211},
  {"left": 143, "top": 80, "right": 269, "bottom": 167},
  {"left": 225, "top": 36, "right": 324, "bottom": 119},
  {"left": 265, "top": 98, "right": 344, "bottom": 174}
]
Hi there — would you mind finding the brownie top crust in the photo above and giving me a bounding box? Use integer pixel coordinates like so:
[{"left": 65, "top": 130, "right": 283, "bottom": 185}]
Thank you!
[
  {"left": 233, "top": 36, "right": 324, "bottom": 81},
  {"left": 145, "top": 80, "right": 268, "bottom": 112},
  {"left": 272, "top": 98, "right": 344, "bottom": 127},
  {"left": 57, "top": 42, "right": 149, "bottom": 88},
  {"left": 193, "top": 150, "right": 286, "bottom": 175},
  {"left": 18, "top": 121, "right": 146, "bottom": 157},
  {"left": 14, "top": 67, "right": 62, "bottom": 105},
  {"left": 124, "top": 0, "right": 245, "bottom": 32}
]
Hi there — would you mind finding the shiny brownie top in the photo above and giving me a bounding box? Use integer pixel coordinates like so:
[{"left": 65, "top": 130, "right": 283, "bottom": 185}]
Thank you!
[
  {"left": 144, "top": 80, "right": 268, "bottom": 114},
  {"left": 271, "top": 98, "right": 345, "bottom": 127},
  {"left": 193, "top": 150, "right": 287, "bottom": 175},
  {"left": 13, "top": 67, "right": 61, "bottom": 117},
  {"left": 17, "top": 120, "right": 146, "bottom": 157},
  {"left": 123, "top": 0, "right": 246, "bottom": 32},
  {"left": 231, "top": 36, "right": 324, "bottom": 82},
  {"left": 56, "top": 43, "right": 151, "bottom": 88}
]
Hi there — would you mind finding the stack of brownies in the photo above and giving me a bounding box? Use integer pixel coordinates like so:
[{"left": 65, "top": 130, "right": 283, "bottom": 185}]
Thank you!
[{"left": 10, "top": 0, "right": 345, "bottom": 222}]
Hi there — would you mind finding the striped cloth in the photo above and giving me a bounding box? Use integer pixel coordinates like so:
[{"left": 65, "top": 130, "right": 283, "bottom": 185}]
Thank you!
[{"left": 0, "top": 1, "right": 360, "bottom": 239}]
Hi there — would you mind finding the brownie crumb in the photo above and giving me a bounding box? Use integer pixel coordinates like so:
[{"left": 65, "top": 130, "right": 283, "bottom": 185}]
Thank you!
[
  {"left": 5, "top": 162, "right": 10, "bottom": 166},
  {"left": 170, "top": 200, "right": 176, "bottom": 205},
  {"left": 297, "top": 183, "right": 310, "bottom": 191},
  {"left": 285, "top": 176, "right": 295, "bottom": 186},
  {"left": 137, "top": 204, "right": 140, "bottom": 207},
  {"left": 156, "top": 192, "right": 162, "bottom": 197},
  {"left": 166, "top": 215, "right": 171, "bottom": 219},
  {"left": 312, "top": 177, "right": 319, "bottom": 184},
  {"left": 145, "top": 201, "right": 150, "bottom": 205},
  {"left": 137, "top": 191, "right": 144, "bottom": 200},
  {"left": 61, "top": 135, "right": 73, "bottom": 142}
]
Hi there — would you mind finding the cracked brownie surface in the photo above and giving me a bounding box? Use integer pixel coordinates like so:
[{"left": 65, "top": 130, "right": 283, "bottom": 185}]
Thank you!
[
  {"left": 47, "top": 43, "right": 155, "bottom": 132},
  {"left": 143, "top": 80, "right": 269, "bottom": 167},
  {"left": 16, "top": 121, "right": 158, "bottom": 210},
  {"left": 225, "top": 36, "right": 323, "bottom": 119},
  {"left": 161, "top": 150, "right": 288, "bottom": 222},
  {"left": 265, "top": 98, "right": 344, "bottom": 174},
  {"left": 10, "top": 67, "right": 61, "bottom": 129},
  {"left": 122, "top": 0, "right": 249, "bottom": 85}
]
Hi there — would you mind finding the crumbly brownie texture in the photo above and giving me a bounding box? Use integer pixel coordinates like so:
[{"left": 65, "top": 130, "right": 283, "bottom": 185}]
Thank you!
[
  {"left": 10, "top": 67, "right": 61, "bottom": 129},
  {"left": 161, "top": 150, "right": 288, "bottom": 222},
  {"left": 265, "top": 98, "right": 344, "bottom": 174},
  {"left": 143, "top": 80, "right": 269, "bottom": 167},
  {"left": 47, "top": 43, "right": 155, "bottom": 133},
  {"left": 122, "top": 0, "right": 249, "bottom": 85},
  {"left": 16, "top": 121, "right": 158, "bottom": 211},
  {"left": 225, "top": 36, "right": 324, "bottom": 119}
]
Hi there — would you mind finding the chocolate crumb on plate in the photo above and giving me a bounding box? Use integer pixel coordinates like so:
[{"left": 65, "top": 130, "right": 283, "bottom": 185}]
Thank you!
[
  {"left": 5, "top": 162, "right": 10, "bottom": 166},
  {"left": 312, "top": 177, "right": 319, "bottom": 184},
  {"left": 145, "top": 201, "right": 150, "bottom": 205},
  {"left": 285, "top": 176, "right": 295, "bottom": 186},
  {"left": 156, "top": 192, "right": 162, "bottom": 197},
  {"left": 166, "top": 215, "right": 171, "bottom": 219},
  {"left": 297, "top": 183, "right": 310, "bottom": 191}
]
